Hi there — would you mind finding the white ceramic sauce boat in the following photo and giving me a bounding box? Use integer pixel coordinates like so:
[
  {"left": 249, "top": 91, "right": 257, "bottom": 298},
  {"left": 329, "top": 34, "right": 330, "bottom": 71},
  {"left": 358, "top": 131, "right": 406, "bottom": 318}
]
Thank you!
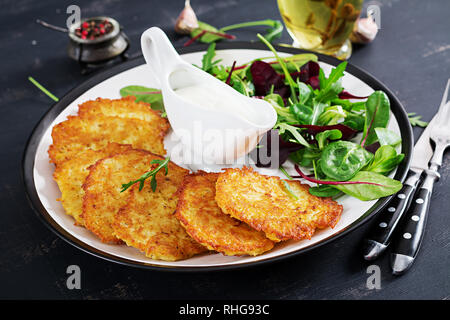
[{"left": 141, "top": 27, "right": 277, "bottom": 164}]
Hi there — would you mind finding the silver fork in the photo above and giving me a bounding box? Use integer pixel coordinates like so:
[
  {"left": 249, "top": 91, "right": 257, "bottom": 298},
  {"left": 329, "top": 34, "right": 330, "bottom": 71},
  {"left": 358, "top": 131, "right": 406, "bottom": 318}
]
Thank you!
[{"left": 391, "top": 99, "right": 450, "bottom": 275}]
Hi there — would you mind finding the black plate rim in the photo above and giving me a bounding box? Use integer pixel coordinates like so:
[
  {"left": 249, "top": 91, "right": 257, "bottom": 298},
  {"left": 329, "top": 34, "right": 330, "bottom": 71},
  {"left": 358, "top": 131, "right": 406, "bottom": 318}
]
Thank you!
[{"left": 22, "top": 41, "right": 413, "bottom": 272}]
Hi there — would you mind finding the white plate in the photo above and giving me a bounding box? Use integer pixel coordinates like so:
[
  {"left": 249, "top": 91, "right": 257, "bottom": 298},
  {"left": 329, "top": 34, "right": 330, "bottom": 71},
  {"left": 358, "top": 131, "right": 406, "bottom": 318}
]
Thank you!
[{"left": 24, "top": 44, "right": 412, "bottom": 270}]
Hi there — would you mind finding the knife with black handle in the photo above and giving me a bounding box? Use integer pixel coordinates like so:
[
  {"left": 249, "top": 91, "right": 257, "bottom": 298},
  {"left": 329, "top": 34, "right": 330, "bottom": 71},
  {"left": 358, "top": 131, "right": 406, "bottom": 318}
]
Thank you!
[
  {"left": 362, "top": 170, "right": 422, "bottom": 261},
  {"left": 390, "top": 169, "right": 438, "bottom": 275}
]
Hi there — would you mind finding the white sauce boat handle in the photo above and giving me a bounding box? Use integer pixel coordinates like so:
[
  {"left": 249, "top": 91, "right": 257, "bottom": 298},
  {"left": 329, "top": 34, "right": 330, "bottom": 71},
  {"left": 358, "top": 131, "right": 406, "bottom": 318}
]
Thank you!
[{"left": 141, "top": 27, "right": 184, "bottom": 84}]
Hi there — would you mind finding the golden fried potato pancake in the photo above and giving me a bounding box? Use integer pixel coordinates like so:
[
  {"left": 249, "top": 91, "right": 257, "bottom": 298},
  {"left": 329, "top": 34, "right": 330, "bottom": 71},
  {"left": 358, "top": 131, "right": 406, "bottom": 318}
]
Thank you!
[
  {"left": 82, "top": 149, "right": 171, "bottom": 243},
  {"left": 48, "top": 113, "right": 168, "bottom": 165},
  {"left": 77, "top": 96, "right": 163, "bottom": 123},
  {"left": 53, "top": 143, "right": 132, "bottom": 226},
  {"left": 215, "top": 167, "right": 343, "bottom": 242},
  {"left": 112, "top": 167, "right": 208, "bottom": 261},
  {"left": 176, "top": 172, "right": 274, "bottom": 256}
]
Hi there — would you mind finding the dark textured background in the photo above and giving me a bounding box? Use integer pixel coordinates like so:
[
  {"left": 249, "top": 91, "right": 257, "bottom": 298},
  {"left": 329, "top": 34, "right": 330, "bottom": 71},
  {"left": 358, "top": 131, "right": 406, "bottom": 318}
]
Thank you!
[{"left": 1, "top": 0, "right": 449, "bottom": 299}]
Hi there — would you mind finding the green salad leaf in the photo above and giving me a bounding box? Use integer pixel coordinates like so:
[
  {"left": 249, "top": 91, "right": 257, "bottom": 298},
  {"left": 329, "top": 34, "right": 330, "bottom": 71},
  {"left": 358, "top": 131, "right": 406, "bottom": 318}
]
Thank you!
[
  {"left": 190, "top": 21, "right": 227, "bottom": 43},
  {"left": 290, "top": 103, "right": 313, "bottom": 124},
  {"left": 201, "top": 43, "right": 221, "bottom": 72},
  {"left": 361, "top": 91, "right": 390, "bottom": 146},
  {"left": 320, "top": 140, "right": 374, "bottom": 181},
  {"left": 119, "top": 85, "right": 164, "bottom": 111},
  {"left": 309, "top": 185, "right": 341, "bottom": 197},
  {"left": 365, "top": 145, "right": 405, "bottom": 175},
  {"left": 316, "top": 129, "right": 342, "bottom": 150},
  {"left": 334, "top": 171, "right": 402, "bottom": 201},
  {"left": 374, "top": 127, "right": 402, "bottom": 146},
  {"left": 315, "top": 62, "right": 347, "bottom": 102}
]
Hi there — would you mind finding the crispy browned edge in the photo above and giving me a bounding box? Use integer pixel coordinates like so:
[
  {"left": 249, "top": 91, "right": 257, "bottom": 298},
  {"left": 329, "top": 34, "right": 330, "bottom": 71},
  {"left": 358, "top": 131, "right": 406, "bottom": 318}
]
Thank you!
[
  {"left": 47, "top": 96, "right": 170, "bottom": 165},
  {"left": 81, "top": 147, "right": 164, "bottom": 244},
  {"left": 77, "top": 96, "right": 165, "bottom": 119},
  {"left": 175, "top": 171, "right": 275, "bottom": 256},
  {"left": 215, "top": 166, "right": 344, "bottom": 242},
  {"left": 111, "top": 164, "right": 208, "bottom": 261}
]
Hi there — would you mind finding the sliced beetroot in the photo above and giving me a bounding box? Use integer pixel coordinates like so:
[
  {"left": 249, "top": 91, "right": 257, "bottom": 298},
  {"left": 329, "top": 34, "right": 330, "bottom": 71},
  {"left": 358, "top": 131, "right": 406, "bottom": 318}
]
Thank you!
[
  {"left": 364, "top": 141, "right": 381, "bottom": 154},
  {"left": 250, "top": 60, "right": 321, "bottom": 98},
  {"left": 252, "top": 129, "right": 303, "bottom": 168},
  {"left": 338, "top": 90, "right": 369, "bottom": 99},
  {"left": 308, "top": 76, "right": 320, "bottom": 90},
  {"left": 225, "top": 61, "right": 237, "bottom": 85},
  {"left": 288, "top": 61, "right": 321, "bottom": 89},
  {"left": 250, "top": 60, "right": 288, "bottom": 97},
  {"left": 295, "top": 124, "right": 358, "bottom": 140}
]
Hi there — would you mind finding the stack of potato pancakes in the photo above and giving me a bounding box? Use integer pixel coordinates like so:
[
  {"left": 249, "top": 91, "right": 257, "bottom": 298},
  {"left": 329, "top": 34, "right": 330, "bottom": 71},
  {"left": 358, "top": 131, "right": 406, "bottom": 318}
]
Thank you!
[{"left": 50, "top": 97, "right": 343, "bottom": 261}]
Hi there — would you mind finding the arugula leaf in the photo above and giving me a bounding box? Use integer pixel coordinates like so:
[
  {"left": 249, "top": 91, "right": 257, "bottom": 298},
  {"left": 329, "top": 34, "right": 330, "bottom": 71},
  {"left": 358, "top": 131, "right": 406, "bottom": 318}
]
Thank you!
[
  {"left": 276, "top": 123, "right": 311, "bottom": 148},
  {"left": 408, "top": 112, "right": 428, "bottom": 127},
  {"left": 201, "top": 43, "right": 222, "bottom": 72},
  {"left": 315, "top": 62, "right": 347, "bottom": 102},
  {"left": 119, "top": 85, "right": 164, "bottom": 111},
  {"left": 306, "top": 62, "right": 348, "bottom": 125}
]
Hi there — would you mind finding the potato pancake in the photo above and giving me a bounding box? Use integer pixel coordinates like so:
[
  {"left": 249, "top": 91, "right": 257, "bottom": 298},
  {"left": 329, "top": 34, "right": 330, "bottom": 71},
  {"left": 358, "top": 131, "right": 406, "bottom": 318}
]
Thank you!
[
  {"left": 112, "top": 167, "right": 208, "bottom": 261},
  {"left": 48, "top": 113, "right": 168, "bottom": 165},
  {"left": 77, "top": 96, "right": 163, "bottom": 123},
  {"left": 82, "top": 149, "right": 172, "bottom": 243},
  {"left": 53, "top": 143, "right": 132, "bottom": 226},
  {"left": 215, "top": 167, "right": 343, "bottom": 242},
  {"left": 176, "top": 172, "right": 274, "bottom": 256}
]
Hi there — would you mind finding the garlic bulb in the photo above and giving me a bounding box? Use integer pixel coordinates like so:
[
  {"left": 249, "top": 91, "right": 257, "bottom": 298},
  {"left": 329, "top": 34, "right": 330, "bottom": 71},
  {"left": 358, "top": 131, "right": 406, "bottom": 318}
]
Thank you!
[
  {"left": 175, "top": 0, "right": 199, "bottom": 35},
  {"left": 350, "top": 17, "right": 378, "bottom": 44}
]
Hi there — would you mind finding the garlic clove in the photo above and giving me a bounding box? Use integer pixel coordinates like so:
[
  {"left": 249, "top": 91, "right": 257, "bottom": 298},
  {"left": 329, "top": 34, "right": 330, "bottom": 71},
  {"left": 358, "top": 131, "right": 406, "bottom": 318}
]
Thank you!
[
  {"left": 350, "top": 17, "right": 378, "bottom": 44},
  {"left": 175, "top": 0, "right": 199, "bottom": 35}
]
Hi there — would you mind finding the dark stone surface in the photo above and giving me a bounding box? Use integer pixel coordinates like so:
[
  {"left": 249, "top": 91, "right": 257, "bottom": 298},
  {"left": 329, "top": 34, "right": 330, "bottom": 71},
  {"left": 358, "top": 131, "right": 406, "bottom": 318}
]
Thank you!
[{"left": 0, "top": 0, "right": 449, "bottom": 299}]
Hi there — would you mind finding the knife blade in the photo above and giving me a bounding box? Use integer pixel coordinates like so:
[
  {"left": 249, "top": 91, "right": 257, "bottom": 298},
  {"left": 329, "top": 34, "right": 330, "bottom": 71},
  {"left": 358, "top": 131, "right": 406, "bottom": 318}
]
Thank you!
[{"left": 363, "top": 81, "right": 449, "bottom": 261}]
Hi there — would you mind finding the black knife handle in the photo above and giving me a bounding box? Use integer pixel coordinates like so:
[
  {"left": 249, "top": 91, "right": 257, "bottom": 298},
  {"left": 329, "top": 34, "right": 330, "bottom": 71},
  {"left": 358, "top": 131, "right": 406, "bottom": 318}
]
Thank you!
[
  {"left": 391, "top": 169, "right": 440, "bottom": 275},
  {"left": 363, "top": 170, "right": 421, "bottom": 261}
]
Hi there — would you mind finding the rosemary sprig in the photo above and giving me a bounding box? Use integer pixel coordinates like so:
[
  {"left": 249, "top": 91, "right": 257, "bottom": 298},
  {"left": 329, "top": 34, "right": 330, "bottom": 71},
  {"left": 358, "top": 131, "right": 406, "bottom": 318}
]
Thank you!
[
  {"left": 408, "top": 112, "right": 428, "bottom": 127},
  {"left": 120, "top": 157, "right": 170, "bottom": 193}
]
